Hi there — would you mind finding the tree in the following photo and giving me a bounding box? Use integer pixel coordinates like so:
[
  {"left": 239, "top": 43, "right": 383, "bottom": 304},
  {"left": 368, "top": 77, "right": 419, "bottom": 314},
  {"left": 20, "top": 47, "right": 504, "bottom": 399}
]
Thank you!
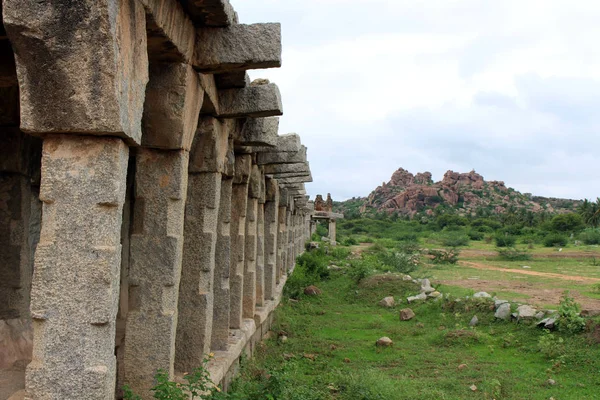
[{"left": 578, "top": 198, "right": 600, "bottom": 228}]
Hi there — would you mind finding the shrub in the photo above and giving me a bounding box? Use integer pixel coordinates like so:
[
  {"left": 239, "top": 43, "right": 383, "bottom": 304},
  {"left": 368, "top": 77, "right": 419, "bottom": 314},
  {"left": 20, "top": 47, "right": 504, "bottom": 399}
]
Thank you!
[
  {"left": 124, "top": 359, "right": 220, "bottom": 400},
  {"left": 296, "top": 249, "right": 330, "bottom": 279},
  {"left": 348, "top": 257, "right": 376, "bottom": 283},
  {"left": 497, "top": 247, "right": 531, "bottom": 261},
  {"left": 557, "top": 291, "right": 585, "bottom": 334},
  {"left": 429, "top": 248, "right": 460, "bottom": 264},
  {"left": 439, "top": 232, "right": 470, "bottom": 247},
  {"left": 397, "top": 240, "right": 421, "bottom": 254},
  {"left": 550, "top": 213, "right": 584, "bottom": 232},
  {"left": 578, "top": 229, "right": 600, "bottom": 245},
  {"left": 494, "top": 233, "right": 516, "bottom": 248},
  {"left": 342, "top": 237, "right": 358, "bottom": 246},
  {"left": 378, "top": 251, "right": 419, "bottom": 274},
  {"left": 538, "top": 331, "right": 565, "bottom": 359},
  {"left": 543, "top": 233, "right": 568, "bottom": 248},
  {"left": 467, "top": 230, "right": 484, "bottom": 241}
]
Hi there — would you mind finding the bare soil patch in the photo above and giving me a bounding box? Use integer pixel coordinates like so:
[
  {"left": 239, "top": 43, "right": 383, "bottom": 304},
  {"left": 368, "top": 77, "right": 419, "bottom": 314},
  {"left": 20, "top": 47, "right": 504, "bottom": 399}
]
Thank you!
[
  {"left": 459, "top": 260, "right": 600, "bottom": 283},
  {"left": 461, "top": 249, "right": 600, "bottom": 259}
]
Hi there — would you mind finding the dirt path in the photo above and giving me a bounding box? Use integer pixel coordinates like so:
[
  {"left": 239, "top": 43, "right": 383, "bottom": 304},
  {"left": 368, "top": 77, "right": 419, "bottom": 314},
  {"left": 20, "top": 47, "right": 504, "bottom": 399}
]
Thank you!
[
  {"left": 459, "top": 260, "right": 600, "bottom": 283},
  {"left": 460, "top": 249, "right": 600, "bottom": 259}
]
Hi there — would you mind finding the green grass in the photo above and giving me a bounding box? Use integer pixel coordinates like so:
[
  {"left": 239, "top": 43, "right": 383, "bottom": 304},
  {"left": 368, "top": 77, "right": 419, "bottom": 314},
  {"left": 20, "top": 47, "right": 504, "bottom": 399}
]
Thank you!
[{"left": 228, "top": 264, "right": 600, "bottom": 399}]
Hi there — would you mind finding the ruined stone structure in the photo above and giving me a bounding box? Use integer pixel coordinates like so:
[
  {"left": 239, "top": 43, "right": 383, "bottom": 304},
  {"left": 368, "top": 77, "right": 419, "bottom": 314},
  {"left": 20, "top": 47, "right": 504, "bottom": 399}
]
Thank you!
[
  {"left": 311, "top": 195, "right": 343, "bottom": 245},
  {"left": 0, "top": 1, "right": 314, "bottom": 398}
]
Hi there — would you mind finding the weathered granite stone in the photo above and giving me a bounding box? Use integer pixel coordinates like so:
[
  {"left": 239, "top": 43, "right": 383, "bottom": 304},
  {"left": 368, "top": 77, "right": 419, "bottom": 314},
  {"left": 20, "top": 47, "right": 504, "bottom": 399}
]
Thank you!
[
  {"left": 189, "top": 117, "right": 232, "bottom": 173},
  {"left": 256, "top": 201, "right": 266, "bottom": 307},
  {"left": 141, "top": 0, "right": 195, "bottom": 62},
  {"left": 211, "top": 177, "right": 232, "bottom": 351},
  {"left": 495, "top": 303, "right": 511, "bottom": 320},
  {"left": 27, "top": 135, "right": 128, "bottom": 399},
  {"left": 400, "top": 308, "right": 415, "bottom": 321},
  {"left": 142, "top": 63, "right": 203, "bottom": 150},
  {"left": 3, "top": 0, "right": 149, "bottom": 144},
  {"left": 236, "top": 117, "right": 279, "bottom": 147},
  {"left": 230, "top": 155, "right": 251, "bottom": 329},
  {"left": 264, "top": 178, "right": 279, "bottom": 299},
  {"left": 258, "top": 133, "right": 301, "bottom": 153},
  {"left": 379, "top": 297, "right": 395, "bottom": 308},
  {"left": 195, "top": 24, "right": 281, "bottom": 73},
  {"left": 124, "top": 149, "right": 189, "bottom": 396},
  {"left": 178, "top": 0, "right": 236, "bottom": 27},
  {"left": 175, "top": 171, "right": 221, "bottom": 372},
  {"left": 277, "top": 204, "right": 288, "bottom": 284},
  {"left": 243, "top": 170, "right": 259, "bottom": 319},
  {"left": 263, "top": 162, "right": 309, "bottom": 175},
  {"left": 215, "top": 72, "right": 250, "bottom": 89},
  {"left": 257, "top": 146, "right": 307, "bottom": 165},
  {"left": 218, "top": 83, "right": 283, "bottom": 118}
]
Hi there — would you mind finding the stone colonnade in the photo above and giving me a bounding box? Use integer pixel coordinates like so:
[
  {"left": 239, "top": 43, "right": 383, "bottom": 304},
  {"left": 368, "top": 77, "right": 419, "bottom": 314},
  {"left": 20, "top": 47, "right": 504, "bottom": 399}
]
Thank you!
[{"left": 0, "top": 1, "right": 314, "bottom": 398}]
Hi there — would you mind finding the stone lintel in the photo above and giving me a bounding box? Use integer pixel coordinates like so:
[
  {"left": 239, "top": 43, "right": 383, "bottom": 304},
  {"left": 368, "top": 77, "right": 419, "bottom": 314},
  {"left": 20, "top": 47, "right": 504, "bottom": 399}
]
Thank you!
[
  {"left": 194, "top": 23, "right": 281, "bottom": 74},
  {"left": 235, "top": 117, "right": 279, "bottom": 147},
  {"left": 142, "top": 63, "right": 203, "bottom": 150},
  {"left": 215, "top": 71, "right": 250, "bottom": 89},
  {"left": 189, "top": 117, "right": 232, "bottom": 173},
  {"left": 217, "top": 83, "right": 282, "bottom": 119},
  {"left": 141, "top": 0, "right": 195, "bottom": 62},
  {"left": 263, "top": 162, "right": 308, "bottom": 175},
  {"left": 3, "top": 0, "right": 149, "bottom": 144},
  {"left": 312, "top": 211, "right": 345, "bottom": 220},
  {"left": 256, "top": 133, "right": 301, "bottom": 153},
  {"left": 257, "top": 146, "right": 306, "bottom": 166},
  {"left": 178, "top": 0, "right": 236, "bottom": 27},
  {"left": 274, "top": 175, "right": 312, "bottom": 184},
  {"left": 267, "top": 171, "right": 311, "bottom": 180}
]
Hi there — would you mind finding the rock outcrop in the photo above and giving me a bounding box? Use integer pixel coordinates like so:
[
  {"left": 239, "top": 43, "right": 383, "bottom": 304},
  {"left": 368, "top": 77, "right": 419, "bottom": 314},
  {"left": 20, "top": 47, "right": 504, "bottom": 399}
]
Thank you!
[{"left": 351, "top": 168, "right": 580, "bottom": 217}]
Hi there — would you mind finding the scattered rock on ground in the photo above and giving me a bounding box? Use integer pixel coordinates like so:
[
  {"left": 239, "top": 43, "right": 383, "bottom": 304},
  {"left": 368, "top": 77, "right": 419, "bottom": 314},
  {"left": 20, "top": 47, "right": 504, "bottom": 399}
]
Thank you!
[
  {"left": 376, "top": 337, "right": 393, "bottom": 347},
  {"left": 420, "top": 279, "right": 435, "bottom": 293},
  {"left": 547, "top": 379, "right": 556, "bottom": 386},
  {"left": 517, "top": 305, "right": 537, "bottom": 319},
  {"left": 308, "top": 242, "right": 320, "bottom": 250},
  {"left": 535, "top": 311, "right": 545, "bottom": 320},
  {"left": 427, "top": 291, "right": 442, "bottom": 299},
  {"left": 304, "top": 286, "right": 322, "bottom": 296},
  {"left": 402, "top": 275, "right": 413, "bottom": 281},
  {"left": 469, "top": 316, "right": 479, "bottom": 326},
  {"left": 400, "top": 308, "right": 415, "bottom": 321},
  {"left": 473, "top": 291, "right": 491, "bottom": 298},
  {"left": 522, "top": 265, "right": 531, "bottom": 269},
  {"left": 458, "top": 364, "right": 468, "bottom": 370},
  {"left": 470, "top": 384, "right": 477, "bottom": 392},
  {"left": 379, "top": 296, "right": 395, "bottom": 308},
  {"left": 407, "top": 293, "right": 427, "bottom": 303},
  {"left": 495, "top": 299, "right": 508, "bottom": 308},
  {"left": 495, "top": 303, "right": 511, "bottom": 320},
  {"left": 328, "top": 265, "right": 344, "bottom": 271},
  {"left": 538, "top": 318, "right": 557, "bottom": 330},
  {"left": 279, "top": 335, "right": 288, "bottom": 343}
]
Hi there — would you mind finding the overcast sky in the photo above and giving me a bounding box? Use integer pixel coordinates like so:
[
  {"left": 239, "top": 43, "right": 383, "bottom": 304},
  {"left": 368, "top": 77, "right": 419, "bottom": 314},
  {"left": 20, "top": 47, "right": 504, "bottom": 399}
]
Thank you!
[{"left": 233, "top": 0, "right": 600, "bottom": 201}]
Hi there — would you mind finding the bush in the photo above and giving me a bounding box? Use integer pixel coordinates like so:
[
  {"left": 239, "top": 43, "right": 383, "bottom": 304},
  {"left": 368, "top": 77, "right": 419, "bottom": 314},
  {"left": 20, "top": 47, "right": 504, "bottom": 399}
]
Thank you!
[
  {"left": 429, "top": 248, "right": 460, "bottom": 264},
  {"left": 439, "top": 232, "right": 470, "bottom": 247},
  {"left": 467, "top": 230, "right": 484, "bottom": 241},
  {"left": 543, "top": 233, "right": 568, "bottom": 248},
  {"left": 557, "top": 291, "right": 585, "bottom": 334},
  {"left": 538, "top": 332, "right": 565, "bottom": 359},
  {"left": 397, "top": 240, "right": 421, "bottom": 254},
  {"left": 378, "top": 251, "right": 419, "bottom": 274},
  {"left": 342, "top": 237, "right": 358, "bottom": 246},
  {"left": 348, "top": 257, "right": 376, "bottom": 283},
  {"left": 497, "top": 247, "right": 531, "bottom": 261},
  {"left": 494, "top": 233, "right": 516, "bottom": 248},
  {"left": 124, "top": 358, "right": 220, "bottom": 400},
  {"left": 578, "top": 229, "right": 600, "bottom": 245},
  {"left": 550, "top": 213, "right": 584, "bottom": 232}
]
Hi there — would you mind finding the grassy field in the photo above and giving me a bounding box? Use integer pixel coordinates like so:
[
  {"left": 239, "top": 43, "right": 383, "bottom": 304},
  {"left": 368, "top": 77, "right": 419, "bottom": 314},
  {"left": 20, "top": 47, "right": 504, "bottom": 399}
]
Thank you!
[{"left": 226, "top": 241, "right": 600, "bottom": 399}]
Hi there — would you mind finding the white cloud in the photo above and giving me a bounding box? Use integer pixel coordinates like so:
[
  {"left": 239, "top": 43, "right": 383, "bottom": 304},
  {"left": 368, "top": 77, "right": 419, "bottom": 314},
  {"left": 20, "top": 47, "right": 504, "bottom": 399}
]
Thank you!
[{"left": 232, "top": 0, "right": 600, "bottom": 201}]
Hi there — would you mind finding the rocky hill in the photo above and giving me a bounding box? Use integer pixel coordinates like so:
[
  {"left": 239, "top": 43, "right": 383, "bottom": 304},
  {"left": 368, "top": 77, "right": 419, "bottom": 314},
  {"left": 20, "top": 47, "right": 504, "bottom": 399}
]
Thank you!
[{"left": 338, "top": 168, "right": 581, "bottom": 217}]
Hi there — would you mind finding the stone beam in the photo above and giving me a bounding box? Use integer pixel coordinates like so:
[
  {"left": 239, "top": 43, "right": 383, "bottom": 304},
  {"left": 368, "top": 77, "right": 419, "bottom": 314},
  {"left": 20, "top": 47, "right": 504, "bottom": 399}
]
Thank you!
[
  {"left": 235, "top": 117, "right": 279, "bottom": 147},
  {"left": 189, "top": 117, "right": 232, "bottom": 173},
  {"left": 178, "top": 0, "right": 236, "bottom": 27},
  {"left": 141, "top": 0, "right": 195, "bottom": 62},
  {"left": 215, "top": 72, "right": 250, "bottom": 89},
  {"left": 218, "top": 83, "right": 283, "bottom": 119},
  {"left": 263, "top": 162, "right": 309, "bottom": 175},
  {"left": 142, "top": 63, "right": 203, "bottom": 150},
  {"left": 194, "top": 24, "right": 281, "bottom": 74},
  {"left": 3, "top": 0, "right": 149, "bottom": 145},
  {"left": 273, "top": 175, "right": 313, "bottom": 184},
  {"left": 199, "top": 73, "right": 220, "bottom": 115},
  {"left": 257, "top": 145, "right": 306, "bottom": 165},
  {"left": 269, "top": 171, "right": 312, "bottom": 180},
  {"left": 257, "top": 133, "right": 301, "bottom": 153}
]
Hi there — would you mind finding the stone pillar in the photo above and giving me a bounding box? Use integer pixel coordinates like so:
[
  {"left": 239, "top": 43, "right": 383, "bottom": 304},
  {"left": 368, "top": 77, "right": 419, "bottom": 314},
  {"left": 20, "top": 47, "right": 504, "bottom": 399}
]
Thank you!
[
  {"left": 329, "top": 219, "right": 337, "bottom": 246},
  {"left": 212, "top": 176, "right": 232, "bottom": 350},
  {"left": 27, "top": 136, "right": 128, "bottom": 399},
  {"left": 175, "top": 116, "right": 230, "bottom": 371},
  {"left": 230, "top": 155, "right": 251, "bottom": 329},
  {"left": 243, "top": 165, "right": 260, "bottom": 319},
  {"left": 287, "top": 208, "right": 294, "bottom": 272},
  {"left": 255, "top": 174, "right": 266, "bottom": 307},
  {"left": 263, "top": 178, "right": 279, "bottom": 300},
  {"left": 276, "top": 204, "right": 287, "bottom": 284},
  {"left": 124, "top": 149, "right": 188, "bottom": 396}
]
